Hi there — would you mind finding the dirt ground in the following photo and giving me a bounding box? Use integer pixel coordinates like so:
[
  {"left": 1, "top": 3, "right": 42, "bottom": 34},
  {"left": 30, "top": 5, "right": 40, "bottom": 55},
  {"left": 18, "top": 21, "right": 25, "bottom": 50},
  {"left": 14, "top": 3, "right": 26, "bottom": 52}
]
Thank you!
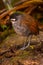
[{"left": 0, "top": 31, "right": 43, "bottom": 65}]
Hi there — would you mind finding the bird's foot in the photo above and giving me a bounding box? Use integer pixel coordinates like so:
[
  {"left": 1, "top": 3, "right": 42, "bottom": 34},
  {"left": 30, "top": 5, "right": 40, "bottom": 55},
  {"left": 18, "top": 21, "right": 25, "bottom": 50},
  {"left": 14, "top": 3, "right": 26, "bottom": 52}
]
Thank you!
[
  {"left": 20, "top": 42, "right": 30, "bottom": 50},
  {"left": 20, "top": 35, "right": 32, "bottom": 50}
]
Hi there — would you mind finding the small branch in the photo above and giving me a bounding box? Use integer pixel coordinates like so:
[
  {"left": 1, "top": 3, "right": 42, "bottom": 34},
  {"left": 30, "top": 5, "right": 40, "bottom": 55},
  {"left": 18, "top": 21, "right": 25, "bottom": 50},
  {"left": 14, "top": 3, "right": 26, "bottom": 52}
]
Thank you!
[
  {"left": 0, "top": 1, "right": 43, "bottom": 19},
  {"left": 0, "top": 9, "right": 7, "bottom": 15},
  {"left": 24, "top": 5, "right": 37, "bottom": 14}
]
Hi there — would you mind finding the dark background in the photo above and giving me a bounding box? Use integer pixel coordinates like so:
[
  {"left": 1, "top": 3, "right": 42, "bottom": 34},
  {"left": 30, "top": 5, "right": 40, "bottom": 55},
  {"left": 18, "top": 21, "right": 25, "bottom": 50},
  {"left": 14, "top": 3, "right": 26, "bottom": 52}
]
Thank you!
[{"left": 0, "top": 0, "right": 5, "bottom": 10}]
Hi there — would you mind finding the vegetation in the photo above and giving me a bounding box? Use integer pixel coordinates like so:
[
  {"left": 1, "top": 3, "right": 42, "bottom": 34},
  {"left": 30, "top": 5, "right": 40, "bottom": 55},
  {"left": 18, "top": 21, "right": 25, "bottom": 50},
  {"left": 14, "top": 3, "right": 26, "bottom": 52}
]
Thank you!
[{"left": 0, "top": 0, "right": 43, "bottom": 65}]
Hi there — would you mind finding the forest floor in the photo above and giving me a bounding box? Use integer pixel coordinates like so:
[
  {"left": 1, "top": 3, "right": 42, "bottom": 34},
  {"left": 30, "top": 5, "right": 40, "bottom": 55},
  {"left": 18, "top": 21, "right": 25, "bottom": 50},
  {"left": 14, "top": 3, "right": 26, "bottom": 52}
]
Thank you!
[{"left": 0, "top": 31, "right": 43, "bottom": 65}]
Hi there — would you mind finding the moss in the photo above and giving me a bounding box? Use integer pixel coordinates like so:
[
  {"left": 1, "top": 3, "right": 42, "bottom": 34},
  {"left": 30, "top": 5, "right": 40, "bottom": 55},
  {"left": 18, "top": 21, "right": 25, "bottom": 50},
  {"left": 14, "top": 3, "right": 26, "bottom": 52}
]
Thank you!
[{"left": 0, "top": 29, "right": 14, "bottom": 43}]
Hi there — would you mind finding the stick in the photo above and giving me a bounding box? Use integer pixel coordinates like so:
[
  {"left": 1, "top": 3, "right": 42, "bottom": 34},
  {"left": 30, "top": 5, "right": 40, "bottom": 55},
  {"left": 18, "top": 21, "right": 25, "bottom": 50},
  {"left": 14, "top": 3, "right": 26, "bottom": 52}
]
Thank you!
[{"left": 0, "top": 1, "right": 43, "bottom": 19}]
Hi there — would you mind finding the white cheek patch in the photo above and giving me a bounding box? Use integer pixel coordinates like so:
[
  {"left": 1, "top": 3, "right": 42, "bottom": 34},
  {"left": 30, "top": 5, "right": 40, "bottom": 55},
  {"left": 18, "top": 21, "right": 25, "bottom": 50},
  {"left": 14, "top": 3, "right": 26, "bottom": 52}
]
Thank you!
[
  {"left": 11, "top": 19, "right": 16, "bottom": 24},
  {"left": 11, "top": 19, "right": 16, "bottom": 21}
]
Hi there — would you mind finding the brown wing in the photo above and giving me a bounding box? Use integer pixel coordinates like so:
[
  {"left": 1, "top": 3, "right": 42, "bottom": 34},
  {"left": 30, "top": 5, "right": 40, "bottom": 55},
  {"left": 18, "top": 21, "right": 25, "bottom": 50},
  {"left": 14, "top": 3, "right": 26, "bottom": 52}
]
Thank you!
[{"left": 21, "top": 14, "right": 39, "bottom": 34}]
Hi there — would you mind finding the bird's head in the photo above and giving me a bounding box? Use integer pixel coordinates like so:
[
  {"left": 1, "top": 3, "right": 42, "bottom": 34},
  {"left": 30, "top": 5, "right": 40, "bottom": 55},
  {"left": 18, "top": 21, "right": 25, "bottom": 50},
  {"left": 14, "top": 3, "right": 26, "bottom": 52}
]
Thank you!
[{"left": 10, "top": 12, "right": 22, "bottom": 24}]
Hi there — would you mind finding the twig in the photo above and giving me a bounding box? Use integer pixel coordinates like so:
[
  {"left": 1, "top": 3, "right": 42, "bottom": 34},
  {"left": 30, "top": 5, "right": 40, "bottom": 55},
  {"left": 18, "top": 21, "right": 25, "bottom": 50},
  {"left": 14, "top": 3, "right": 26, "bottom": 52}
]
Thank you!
[
  {"left": 24, "top": 5, "right": 37, "bottom": 14},
  {"left": 0, "top": 9, "right": 7, "bottom": 14},
  {"left": 0, "top": 1, "right": 43, "bottom": 19}
]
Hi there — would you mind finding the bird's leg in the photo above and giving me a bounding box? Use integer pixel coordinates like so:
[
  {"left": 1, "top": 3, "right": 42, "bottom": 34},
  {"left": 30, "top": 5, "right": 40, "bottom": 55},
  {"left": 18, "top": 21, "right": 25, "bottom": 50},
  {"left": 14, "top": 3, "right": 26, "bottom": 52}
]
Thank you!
[{"left": 20, "top": 35, "right": 32, "bottom": 50}]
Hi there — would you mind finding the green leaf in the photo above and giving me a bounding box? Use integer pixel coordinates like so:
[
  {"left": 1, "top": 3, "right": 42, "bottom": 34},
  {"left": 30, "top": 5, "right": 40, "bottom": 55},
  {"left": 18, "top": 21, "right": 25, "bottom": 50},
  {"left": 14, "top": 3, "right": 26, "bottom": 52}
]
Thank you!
[{"left": 1, "top": 25, "right": 7, "bottom": 30}]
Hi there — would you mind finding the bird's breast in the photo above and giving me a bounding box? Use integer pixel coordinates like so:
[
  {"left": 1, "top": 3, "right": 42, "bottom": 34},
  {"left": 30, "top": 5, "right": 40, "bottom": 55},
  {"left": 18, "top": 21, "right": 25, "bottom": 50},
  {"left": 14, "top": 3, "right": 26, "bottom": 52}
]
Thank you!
[{"left": 12, "top": 21, "right": 30, "bottom": 36}]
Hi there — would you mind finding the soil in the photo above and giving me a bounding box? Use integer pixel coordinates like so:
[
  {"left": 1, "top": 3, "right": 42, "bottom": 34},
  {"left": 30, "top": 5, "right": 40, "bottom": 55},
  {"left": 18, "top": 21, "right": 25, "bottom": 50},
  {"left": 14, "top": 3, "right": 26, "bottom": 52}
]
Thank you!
[{"left": 0, "top": 31, "right": 43, "bottom": 65}]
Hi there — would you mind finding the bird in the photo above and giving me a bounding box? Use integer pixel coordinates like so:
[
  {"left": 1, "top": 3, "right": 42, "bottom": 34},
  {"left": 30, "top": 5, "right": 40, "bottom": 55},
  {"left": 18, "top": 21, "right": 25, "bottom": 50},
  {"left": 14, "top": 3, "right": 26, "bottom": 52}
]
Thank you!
[{"left": 10, "top": 12, "right": 41, "bottom": 50}]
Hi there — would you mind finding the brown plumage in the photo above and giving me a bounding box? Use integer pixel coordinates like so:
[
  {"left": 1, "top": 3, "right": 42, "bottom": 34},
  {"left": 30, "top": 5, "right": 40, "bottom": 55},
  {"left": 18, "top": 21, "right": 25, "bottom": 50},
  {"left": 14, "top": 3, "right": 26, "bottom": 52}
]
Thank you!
[
  {"left": 10, "top": 12, "right": 41, "bottom": 50},
  {"left": 20, "top": 14, "right": 39, "bottom": 35}
]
